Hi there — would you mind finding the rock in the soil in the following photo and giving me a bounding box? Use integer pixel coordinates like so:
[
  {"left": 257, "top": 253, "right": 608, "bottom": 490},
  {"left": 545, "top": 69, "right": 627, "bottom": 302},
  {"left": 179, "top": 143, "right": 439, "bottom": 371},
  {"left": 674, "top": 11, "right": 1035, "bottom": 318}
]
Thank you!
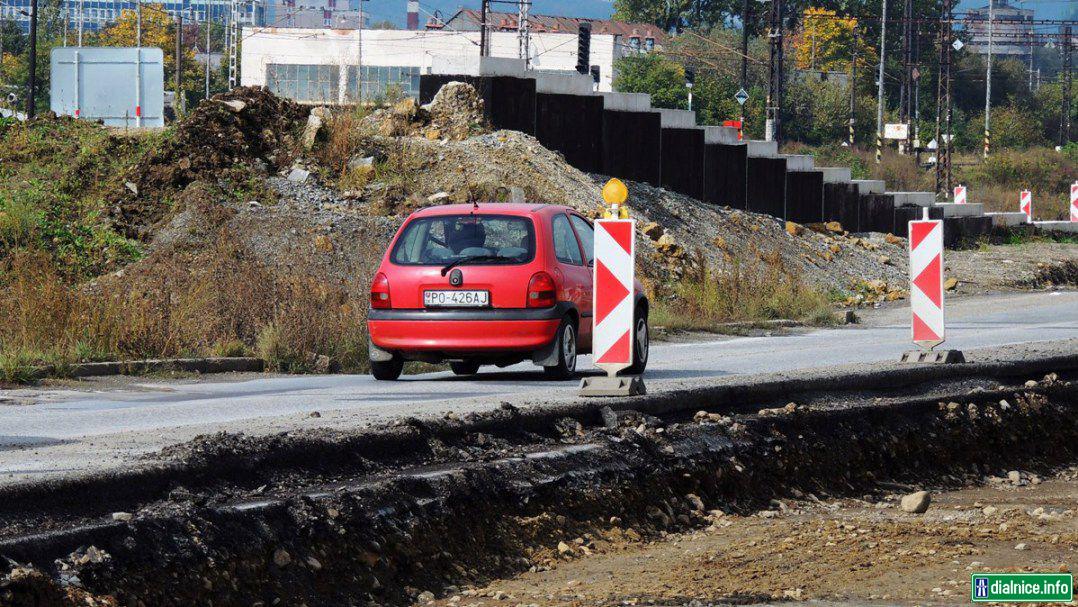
[
  {"left": 417, "top": 590, "right": 436, "bottom": 603},
  {"left": 557, "top": 541, "right": 574, "bottom": 556},
  {"left": 302, "top": 113, "right": 324, "bottom": 150},
  {"left": 1015, "top": 543, "right": 1029, "bottom": 551},
  {"left": 686, "top": 493, "right": 705, "bottom": 512},
  {"left": 125, "top": 181, "right": 139, "bottom": 196},
  {"left": 111, "top": 511, "right": 133, "bottom": 522},
  {"left": 982, "top": 505, "right": 998, "bottom": 516},
  {"left": 428, "top": 191, "right": 450, "bottom": 203},
  {"left": 885, "top": 233, "right": 904, "bottom": 245},
  {"left": 642, "top": 222, "right": 665, "bottom": 241},
  {"left": 220, "top": 99, "right": 246, "bottom": 113},
  {"left": 1008, "top": 470, "right": 1022, "bottom": 483},
  {"left": 273, "top": 548, "right": 292, "bottom": 567},
  {"left": 944, "top": 277, "right": 959, "bottom": 291},
  {"left": 900, "top": 490, "right": 931, "bottom": 513},
  {"left": 287, "top": 168, "right": 311, "bottom": 183},
  {"left": 785, "top": 221, "right": 804, "bottom": 236}
]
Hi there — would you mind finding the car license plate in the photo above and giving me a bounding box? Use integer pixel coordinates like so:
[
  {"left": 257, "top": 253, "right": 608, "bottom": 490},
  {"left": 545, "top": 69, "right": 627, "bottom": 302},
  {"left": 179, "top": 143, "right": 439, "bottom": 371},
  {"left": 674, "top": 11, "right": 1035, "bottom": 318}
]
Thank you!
[{"left": 424, "top": 290, "right": 490, "bottom": 307}]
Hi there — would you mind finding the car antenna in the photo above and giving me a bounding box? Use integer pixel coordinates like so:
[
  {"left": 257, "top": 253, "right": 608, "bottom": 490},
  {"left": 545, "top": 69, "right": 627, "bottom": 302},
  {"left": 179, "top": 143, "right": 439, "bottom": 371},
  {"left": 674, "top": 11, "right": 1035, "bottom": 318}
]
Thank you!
[{"left": 472, "top": 200, "right": 479, "bottom": 212}]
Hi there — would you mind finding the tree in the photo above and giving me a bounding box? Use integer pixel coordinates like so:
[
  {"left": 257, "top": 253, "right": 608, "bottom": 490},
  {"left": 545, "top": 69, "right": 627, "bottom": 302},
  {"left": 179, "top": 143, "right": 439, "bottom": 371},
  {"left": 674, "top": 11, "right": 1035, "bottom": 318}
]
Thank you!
[
  {"left": 792, "top": 8, "right": 875, "bottom": 73},
  {"left": 0, "top": 0, "right": 65, "bottom": 114},
  {"left": 614, "top": 53, "right": 688, "bottom": 110},
  {"left": 95, "top": 4, "right": 204, "bottom": 104}
]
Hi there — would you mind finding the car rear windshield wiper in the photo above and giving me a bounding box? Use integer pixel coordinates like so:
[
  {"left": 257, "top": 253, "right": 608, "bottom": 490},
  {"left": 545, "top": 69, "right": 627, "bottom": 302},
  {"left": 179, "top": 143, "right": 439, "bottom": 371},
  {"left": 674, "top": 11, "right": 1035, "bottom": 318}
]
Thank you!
[{"left": 440, "top": 255, "right": 515, "bottom": 276}]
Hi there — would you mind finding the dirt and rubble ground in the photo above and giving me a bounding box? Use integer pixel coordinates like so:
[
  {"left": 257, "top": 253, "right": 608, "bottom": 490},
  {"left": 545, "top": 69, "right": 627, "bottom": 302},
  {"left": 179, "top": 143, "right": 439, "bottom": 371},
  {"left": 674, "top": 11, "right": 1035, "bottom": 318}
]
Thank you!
[{"left": 450, "top": 468, "right": 1077, "bottom": 607}]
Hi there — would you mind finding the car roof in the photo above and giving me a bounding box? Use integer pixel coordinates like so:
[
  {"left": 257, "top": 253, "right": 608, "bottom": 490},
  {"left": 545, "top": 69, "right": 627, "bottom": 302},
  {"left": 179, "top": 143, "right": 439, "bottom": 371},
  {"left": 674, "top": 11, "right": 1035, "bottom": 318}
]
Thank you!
[{"left": 410, "top": 203, "right": 576, "bottom": 218}]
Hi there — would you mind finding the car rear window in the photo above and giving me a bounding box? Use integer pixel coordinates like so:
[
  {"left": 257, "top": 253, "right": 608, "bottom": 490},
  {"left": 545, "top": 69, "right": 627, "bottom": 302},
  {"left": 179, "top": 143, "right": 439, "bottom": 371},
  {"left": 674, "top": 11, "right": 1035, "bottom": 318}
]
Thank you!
[{"left": 390, "top": 214, "right": 536, "bottom": 266}]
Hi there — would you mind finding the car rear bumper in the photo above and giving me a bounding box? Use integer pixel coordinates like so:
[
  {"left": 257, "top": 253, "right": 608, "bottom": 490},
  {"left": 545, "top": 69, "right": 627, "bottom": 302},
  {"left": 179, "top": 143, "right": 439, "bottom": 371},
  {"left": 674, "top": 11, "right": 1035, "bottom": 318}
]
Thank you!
[{"left": 367, "top": 304, "right": 570, "bottom": 354}]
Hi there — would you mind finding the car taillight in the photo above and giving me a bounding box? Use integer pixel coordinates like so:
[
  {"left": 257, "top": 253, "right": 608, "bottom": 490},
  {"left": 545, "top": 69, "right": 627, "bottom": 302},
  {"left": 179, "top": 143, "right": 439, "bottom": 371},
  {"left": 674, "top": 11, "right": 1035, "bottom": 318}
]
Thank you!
[
  {"left": 370, "top": 272, "right": 391, "bottom": 309},
  {"left": 527, "top": 272, "right": 557, "bottom": 308}
]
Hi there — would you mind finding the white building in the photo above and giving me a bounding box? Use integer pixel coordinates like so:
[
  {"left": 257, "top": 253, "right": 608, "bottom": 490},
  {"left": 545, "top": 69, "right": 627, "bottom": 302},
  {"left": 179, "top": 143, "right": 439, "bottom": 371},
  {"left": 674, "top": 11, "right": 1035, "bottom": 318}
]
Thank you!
[{"left": 240, "top": 27, "right": 628, "bottom": 104}]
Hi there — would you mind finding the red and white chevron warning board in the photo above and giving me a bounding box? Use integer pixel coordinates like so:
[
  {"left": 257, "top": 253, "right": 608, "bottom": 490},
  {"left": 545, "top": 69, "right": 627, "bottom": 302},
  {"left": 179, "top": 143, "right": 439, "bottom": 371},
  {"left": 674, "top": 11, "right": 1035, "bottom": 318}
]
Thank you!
[
  {"left": 909, "top": 218, "right": 946, "bottom": 349},
  {"left": 592, "top": 219, "right": 635, "bottom": 375},
  {"left": 953, "top": 185, "right": 967, "bottom": 205},
  {"left": 1070, "top": 182, "right": 1077, "bottom": 222},
  {"left": 1020, "top": 190, "right": 1032, "bottom": 223}
]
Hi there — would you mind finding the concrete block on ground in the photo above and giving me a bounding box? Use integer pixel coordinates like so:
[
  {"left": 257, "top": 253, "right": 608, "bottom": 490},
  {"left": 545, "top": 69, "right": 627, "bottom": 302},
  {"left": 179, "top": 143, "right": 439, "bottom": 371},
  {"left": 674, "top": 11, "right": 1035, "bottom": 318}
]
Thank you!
[
  {"left": 430, "top": 56, "right": 527, "bottom": 77},
  {"left": 703, "top": 143, "right": 747, "bottom": 209},
  {"left": 600, "top": 92, "right": 653, "bottom": 112},
  {"left": 894, "top": 205, "right": 944, "bottom": 237},
  {"left": 819, "top": 167, "right": 852, "bottom": 183},
  {"left": 532, "top": 70, "right": 595, "bottom": 95},
  {"left": 782, "top": 154, "right": 814, "bottom": 171},
  {"left": 661, "top": 127, "right": 705, "bottom": 200},
  {"left": 703, "top": 126, "right": 739, "bottom": 145},
  {"left": 851, "top": 179, "right": 885, "bottom": 195},
  {"left": 746, "top": 140, "right": 778, "bottom": 157},
  {"left": 657, "top": 108, "right": 697, "bottom": 128},
  {"left": 985, "top": 212, "right": 1029, "bottom": 227},
  {"left": 1035, "top": 221, "right": 1078, "bottom": 233},
  {"left": 785, "top": 170, "right": 824, "bottom": 224},
  {"left": 888, "top": 191, "right": 936, "bottom": 207},
  {"left": 934, "top": 202, "right": 985, "bottom": 217}
]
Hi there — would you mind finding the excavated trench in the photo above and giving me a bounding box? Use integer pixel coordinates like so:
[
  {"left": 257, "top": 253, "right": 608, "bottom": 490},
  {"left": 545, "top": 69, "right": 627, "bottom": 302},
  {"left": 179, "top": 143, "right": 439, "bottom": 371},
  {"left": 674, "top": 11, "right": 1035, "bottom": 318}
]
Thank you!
[{"left": 2, "top": 370, "right": 1077, "bottom": 606}]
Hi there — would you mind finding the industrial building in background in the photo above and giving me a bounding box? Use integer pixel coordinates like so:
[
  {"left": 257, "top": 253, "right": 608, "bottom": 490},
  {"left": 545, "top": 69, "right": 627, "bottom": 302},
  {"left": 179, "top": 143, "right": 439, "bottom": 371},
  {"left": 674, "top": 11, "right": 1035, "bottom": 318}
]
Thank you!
[
  {"left": 241, "top": 23, "right": 657, "bottom": 104},
  {"left": 964, "top": 0, "right": 1034, "bottom": 59},
  {"left": 0, "top": 0, "right": 258, "bottom": 33}
]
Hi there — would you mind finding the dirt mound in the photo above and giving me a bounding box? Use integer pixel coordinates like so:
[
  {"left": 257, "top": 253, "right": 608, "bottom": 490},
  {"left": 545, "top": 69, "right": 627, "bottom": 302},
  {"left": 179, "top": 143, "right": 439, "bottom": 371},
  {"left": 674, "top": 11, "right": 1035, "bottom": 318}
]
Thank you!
[
  {"left": 109, "top": 87, "right": 308, "bottom": 239},
  {"left": 366, "top": 82, "right": 487, "bottom": 141}
]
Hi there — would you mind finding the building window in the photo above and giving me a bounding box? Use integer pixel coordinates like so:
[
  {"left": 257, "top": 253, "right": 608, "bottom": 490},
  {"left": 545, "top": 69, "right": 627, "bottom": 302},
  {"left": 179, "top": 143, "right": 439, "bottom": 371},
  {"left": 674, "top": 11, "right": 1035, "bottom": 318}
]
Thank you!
[
  {"left": 266, "top": 64, "right": 339, "bottom": 103},
  {"left": 644, "top": 37, "right": 655, "bottom": 51},
  {"left": 345, "top": 65, "right": 421, "bottom": 102}
]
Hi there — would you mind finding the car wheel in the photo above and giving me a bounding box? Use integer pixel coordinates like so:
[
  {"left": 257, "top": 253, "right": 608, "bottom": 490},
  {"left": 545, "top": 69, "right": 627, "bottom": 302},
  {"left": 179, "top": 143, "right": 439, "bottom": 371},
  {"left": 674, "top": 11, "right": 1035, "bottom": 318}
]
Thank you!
[
  {"left": 622, "top": 309, "right": 650, "bottom": 375},
  {"left": 543, "top": 317, "right": 578, "bottom": 380},
  {"left": 450, "top": 360, "right": 481, "bottom": 376},
  {"left": 370, "top": 357, "right": 404, "bottom": 381}
]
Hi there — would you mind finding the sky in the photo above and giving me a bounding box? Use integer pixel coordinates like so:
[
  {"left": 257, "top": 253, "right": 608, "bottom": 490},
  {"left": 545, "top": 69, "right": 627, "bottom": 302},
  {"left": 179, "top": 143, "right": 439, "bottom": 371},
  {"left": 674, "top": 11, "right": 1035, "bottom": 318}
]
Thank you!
[{"left": 362, "top": 0, "right": 1073, "bottom": 27}]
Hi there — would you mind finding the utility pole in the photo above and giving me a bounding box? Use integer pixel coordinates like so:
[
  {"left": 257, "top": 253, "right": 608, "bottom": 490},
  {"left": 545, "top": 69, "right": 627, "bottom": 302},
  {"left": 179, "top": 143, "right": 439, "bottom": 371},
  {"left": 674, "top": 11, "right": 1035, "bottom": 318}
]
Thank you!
[
  {"left": 356, "top": 0, "right": 363, "bottom": 101},
  {"left": 137, "top": 0, "right": 142, "bottom": 46},
  {"left": 875, "top": 0, "right": 888, "bottom": 163},
  {"left": 227, "top": 0, "right": 239, "bottom": 89},
  {"left": 740, "top": 0, "right": 749, "bottom": 140},
  {"left": 983, "top": 0, "right": 994, "bottom": 159},
  {"left": 26, "top": 0, "right": 37, "bottom": 118},
  {"left": 913, "top": 20, "right": 921, "bottom": 163},
  {"left": 1062, "top": 25, "right": 1073, "bottom": 147},
  {"left": 934, "top": 0, "right": 954, "bottom": 197},
  {"left": 63, "top": 0, "right": 68, "bottom": 47},
  {"left": 765, "top": 0, "right": 783, "bottom": 142},
  {"left": 176, "top": 11, "right": 183, "bottom": 113},
  {"left": 479, "top": 0, "right": 490, "bottom": 57},
  {"left": 77, "top": 0, "right": 83, "bottom": 46},
  {"left": 900, "top": 0, "right": 911, "bottom": 153},
  {"left": 204, "top": 8, "right": 211, "bottom": 100},
  {"left": 850, "top": 24, "right": 857, "bottom": 146},
  {"left": 517, "top": 0, "right": 530, "bottom": 67}
]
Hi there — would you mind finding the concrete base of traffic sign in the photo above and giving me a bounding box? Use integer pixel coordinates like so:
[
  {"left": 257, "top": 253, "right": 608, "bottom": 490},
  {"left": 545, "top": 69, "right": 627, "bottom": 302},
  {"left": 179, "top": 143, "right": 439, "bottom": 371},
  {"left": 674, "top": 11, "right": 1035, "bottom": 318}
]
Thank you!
[
  {"left": 900, "top": 349, "right": 966, "bottom": 364},
  {"left": 579, "top": 375, "right": 647, "bottom": 397}
]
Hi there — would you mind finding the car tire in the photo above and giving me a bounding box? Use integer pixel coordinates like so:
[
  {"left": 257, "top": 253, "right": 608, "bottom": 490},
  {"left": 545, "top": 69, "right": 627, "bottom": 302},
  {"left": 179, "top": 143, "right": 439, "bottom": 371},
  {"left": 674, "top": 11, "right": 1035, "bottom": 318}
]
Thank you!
[
  {"left": 621, "top": 308, "right": 650, "bottom": 375},
  {"left": 450, "top": 360, "right": 481, "bottom": 376},
  {"left": 543, "top": 317, "right": 578, "bottom": 380},
  {"left": 370, "top": 357, "right": 404, "bottom": 381}
]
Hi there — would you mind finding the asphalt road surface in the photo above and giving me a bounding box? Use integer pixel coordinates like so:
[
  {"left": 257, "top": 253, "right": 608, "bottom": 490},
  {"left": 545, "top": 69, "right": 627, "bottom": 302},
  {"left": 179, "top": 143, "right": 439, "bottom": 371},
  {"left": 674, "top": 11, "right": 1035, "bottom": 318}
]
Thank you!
[{"left": 1, "top": 291, "right": 1076, "bottom": 485}]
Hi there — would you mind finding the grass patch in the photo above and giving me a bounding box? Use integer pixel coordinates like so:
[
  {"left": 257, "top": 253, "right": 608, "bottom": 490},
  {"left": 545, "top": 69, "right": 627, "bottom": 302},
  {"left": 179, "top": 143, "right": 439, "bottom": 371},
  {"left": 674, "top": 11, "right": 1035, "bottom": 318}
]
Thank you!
[{"left": 651, "top": 255, "right": 836, "bottom": 332}]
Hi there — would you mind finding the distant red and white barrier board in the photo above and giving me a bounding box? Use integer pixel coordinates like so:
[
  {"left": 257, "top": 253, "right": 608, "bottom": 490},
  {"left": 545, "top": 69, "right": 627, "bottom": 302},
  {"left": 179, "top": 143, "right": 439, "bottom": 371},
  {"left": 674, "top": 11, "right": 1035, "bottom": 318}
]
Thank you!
[
  {"left": 1071, "top": 182, "right": 1077, "bottom": 223},
  {"left": 953, "top": 185, "right": 967, "bottom": 205},
  {"left": 909, "top": 217, "right": 945, "bottom": 349},
  {"left": 592, "top": 218, "right": 636, "bottom": 375},
  {"left": 1020, "top": 190, "right": 1032, "bottom": 223}
]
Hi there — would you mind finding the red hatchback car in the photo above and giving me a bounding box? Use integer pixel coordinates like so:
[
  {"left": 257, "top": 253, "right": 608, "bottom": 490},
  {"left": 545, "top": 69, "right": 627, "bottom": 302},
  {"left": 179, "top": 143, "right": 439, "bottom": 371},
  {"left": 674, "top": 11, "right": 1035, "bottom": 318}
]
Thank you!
[{"left": 367, "top": 203, "right": 649, "bottom": 380}]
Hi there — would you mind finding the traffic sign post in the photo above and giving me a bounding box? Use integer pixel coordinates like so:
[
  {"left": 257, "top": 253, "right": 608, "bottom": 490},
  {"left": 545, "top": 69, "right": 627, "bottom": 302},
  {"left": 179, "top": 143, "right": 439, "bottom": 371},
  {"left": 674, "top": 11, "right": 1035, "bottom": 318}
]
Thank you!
[
  {"left": 1020, "top": 190, "right": 1032, "bottom": 223},
  {"left": 953, "top": 185, "right": 966, "bottom": 205},
  {"left": 901, "top": 209, "right": 964, "bottom": 364},
  {"left": 580, "top": 178, "right": 646, "bottom": 397},
  {"left": 1070, "top": 182, "right": 1077, "bottom": 222}
]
